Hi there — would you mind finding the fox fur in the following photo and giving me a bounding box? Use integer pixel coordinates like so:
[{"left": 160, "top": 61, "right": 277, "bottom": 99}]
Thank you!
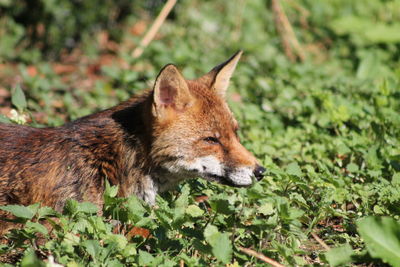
[{"left": 0, "top": 51, "right": 265, "bottom": 232}]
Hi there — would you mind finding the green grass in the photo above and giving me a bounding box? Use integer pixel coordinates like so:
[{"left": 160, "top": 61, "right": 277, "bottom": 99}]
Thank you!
[{"left": 1, "top": 0, "right": 400, "bottom": 266}]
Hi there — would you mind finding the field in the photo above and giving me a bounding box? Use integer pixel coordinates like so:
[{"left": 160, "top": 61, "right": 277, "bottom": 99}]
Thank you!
[{"left": 0, "top": 0, "right": 400, "bottom": 266}]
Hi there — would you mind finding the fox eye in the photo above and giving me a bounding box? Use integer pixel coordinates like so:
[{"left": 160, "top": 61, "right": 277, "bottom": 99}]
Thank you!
[{"left": 203, "top": 136, "right": 220, "bottom": 145}]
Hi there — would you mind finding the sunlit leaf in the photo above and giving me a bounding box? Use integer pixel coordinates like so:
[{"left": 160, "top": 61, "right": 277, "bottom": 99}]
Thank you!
[
  {"left": 11, "top": 85, "right": 27, "bottom": 112},
  {"left": 325, "top": 243, "right": 354, "bottom": 266},
  {"left": 357, "top": 217, "right": 400, "bottom": 267}
]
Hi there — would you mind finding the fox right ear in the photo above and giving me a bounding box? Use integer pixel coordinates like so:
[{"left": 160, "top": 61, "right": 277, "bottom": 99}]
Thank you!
[
  {"left": 198, "top": 50, "right": 243, "bottom": 98},
  {"left": 152, "top": 64, "right": 193, "bottom": 118}
]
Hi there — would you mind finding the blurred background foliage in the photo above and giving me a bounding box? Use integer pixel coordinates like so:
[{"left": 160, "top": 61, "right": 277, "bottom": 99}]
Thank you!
[
  {"left": 0, "top": 0, "right": 400, "bottom": 266},
  {"left": 0, "top": 0, "right": 141, "bottom": 61}
]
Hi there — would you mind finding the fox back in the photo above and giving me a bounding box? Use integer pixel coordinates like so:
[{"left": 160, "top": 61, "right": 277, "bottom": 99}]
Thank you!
[{"left": 0, "top": 51, "right": 265, "bottom": 233}]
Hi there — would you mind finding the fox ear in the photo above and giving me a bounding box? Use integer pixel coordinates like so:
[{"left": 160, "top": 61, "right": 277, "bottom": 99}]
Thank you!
[
  {"left": 199, "top": 50, "right": 242, "bottom": 97},
  {"left": 152, "top": 64, "right": 193, "bottom": 117}
]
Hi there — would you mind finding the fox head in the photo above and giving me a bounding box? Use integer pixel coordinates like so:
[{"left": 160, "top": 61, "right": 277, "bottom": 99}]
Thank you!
[{"left": 150, "top": 51, "right": 265, "bottom": 188}]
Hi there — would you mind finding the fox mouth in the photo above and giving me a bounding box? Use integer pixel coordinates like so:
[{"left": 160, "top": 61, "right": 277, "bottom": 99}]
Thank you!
[
  {"left": 204, "top": 173, "right": 252, "bottom": 187},
  {"left": 166, "top": 156, "right": 255, "bottom": 187}
]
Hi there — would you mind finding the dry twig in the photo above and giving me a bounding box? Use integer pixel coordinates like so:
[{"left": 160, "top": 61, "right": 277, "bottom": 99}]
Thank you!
[
  {"left": 284, "top": 0, "right": 310, "bottom": 29},
  {"left": 271, "top": 0, "right": 305, "bottom": 62},
  {"left": 132, "top": 0, "right": 177, "bottom": 58},
  {"left": 311, "top": 232, "right": 330, "bottom": 251},
  {"left": 238, "top": 247, "right": 286, "bottom": 267}
]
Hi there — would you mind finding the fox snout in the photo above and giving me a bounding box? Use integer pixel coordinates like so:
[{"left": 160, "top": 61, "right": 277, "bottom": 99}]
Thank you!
[{"left": 224, "top": 163, "right": 266, "bottom": 187}]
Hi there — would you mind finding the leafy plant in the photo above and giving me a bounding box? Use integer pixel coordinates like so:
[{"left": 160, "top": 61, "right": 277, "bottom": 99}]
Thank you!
[
  {"left": 357, "top": 217, "right": 400, "bottom": 266},
  {"left": 1, "top": 0, "right": 400, "bottom": 265}
]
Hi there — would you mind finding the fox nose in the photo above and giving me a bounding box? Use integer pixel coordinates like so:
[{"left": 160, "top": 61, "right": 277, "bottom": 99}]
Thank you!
[{"left": 253, "top": 165, "right": 266, "bottom": 181}]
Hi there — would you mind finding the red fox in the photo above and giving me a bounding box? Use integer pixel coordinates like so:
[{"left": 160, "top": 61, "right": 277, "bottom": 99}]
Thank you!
[{"left": 0, "top": 51, "right": 265, "bottom": 220}]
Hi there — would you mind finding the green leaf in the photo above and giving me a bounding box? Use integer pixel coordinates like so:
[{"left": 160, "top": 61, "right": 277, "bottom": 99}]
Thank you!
[
  {"left": 88, "top": 216, "right": 107, "bottom": 232},
  {"left": 82, "top": 240, "right": 101, "bottom": 260},
  {"left": 392, "top": 173, "right": 400, "bottom": 185},
  {"left": 126, "top": 195, "right": 146, "bottom": 222},
  {"left": 104, "top": 234, "right": 128, "bottom": 250},
  {"left": 77, "top": 202, "right": 98, "bottom": 214},
  {"left": 11, "top": 85, "right": 27, "bottom": 112},
  {"left": 357, "top": 53, "right": 380, "bottom": 80},
  {"left": 258, "top": 202, "right": 274, "bottom": 215},
  {"left": 357, "top": 216, "right": 400, "bottom": 267},
  {"left": 288, "top": 208, "right": 304, "bottom": 220},
  {"left": 26, "top": 221, "right": 48, "bottom": 235},
  {"left": 63, "top": 199, "right": 78, "bottom": 215},
  {"left": 138, "top": 250, "right": 155, "bottom": 265},
  {"left": 330, "top": 16, "right": 400, "bottom": 44},
  {"left": 37, "top": 206, "right": 59, "bottom": 220},
  {"left": 346, "top": 163, "right": 359, "bottom": 173},
  {"left": 173, "top": 184, "right": 190, "bottom": 220},
  {"left": 286, "top": 162, "right": 302, "bottom": 177},
  {"left": 0, "top": 114, "right": 11, "bottom": 123},
  {"left": 20, "top": 248, "right": 45, "bottom": 267},
  {"left": 186, "top": 204, "right": 204, "bottom": 217},
  {"left": 209, "top": 198, "right": 234, "bottom": 215},
  {"left": 364, "top": 24, "right": 400, "bottom": 43},
  {"left": 329, "top": 16, "right": 371, "bottom": 35},
  {"left": 325, "top": 243, "right": 354, "bottom": 266},
  {"left": 211, "top": 233, "right": 232, "bottom": 263},
  {"left": 104, "top": 181, "right": 119, "bottom": 198},
  {"left": 373, "top": 205, "right": 385, "bottom": 215},
  {"left": 122, "top": 243, "right": 137, "bottom": 257},
  {"left": 0, "top": 0, "right": 12, "bottom": 7},
  {"left": 204, "top": 225, "right": 232, "bottom": 263},
  {"left": 63, "top": 232, "right": 80, "bottom": 245},
  {"left": 204, "top": 224, "right": 219, "bottom": 240},
  {"left": 0, "top": 204, "right": 35, "bottom": 219}
]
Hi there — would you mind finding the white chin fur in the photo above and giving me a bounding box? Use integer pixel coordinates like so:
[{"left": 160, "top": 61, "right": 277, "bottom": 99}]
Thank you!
[
  {"left": 189, "top": 155, "right": 224, "bottom": 176},
  {"left": 227, "top": 167, "right": 253, "bottom": 186},
  {"left": 177, "top": 156, "right": 253, "bottom": 186}
]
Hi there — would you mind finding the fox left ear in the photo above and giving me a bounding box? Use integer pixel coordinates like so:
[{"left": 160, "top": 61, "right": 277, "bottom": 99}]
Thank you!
[
  {"left": 198, "top": 50, "right": 243, "bottom": 97},
  {"left": 152, "top": 64, "right": 193, "bottom": 118}
]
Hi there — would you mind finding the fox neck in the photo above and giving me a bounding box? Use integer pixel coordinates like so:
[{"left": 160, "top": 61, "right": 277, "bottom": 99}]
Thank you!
[{"left": 87, "top": 93, "right": 186, "bottom": 204}]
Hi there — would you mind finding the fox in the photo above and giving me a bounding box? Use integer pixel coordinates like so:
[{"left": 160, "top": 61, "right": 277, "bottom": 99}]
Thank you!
[{"left": 0, "top": 51, "right": 265, "bottom": 231}]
